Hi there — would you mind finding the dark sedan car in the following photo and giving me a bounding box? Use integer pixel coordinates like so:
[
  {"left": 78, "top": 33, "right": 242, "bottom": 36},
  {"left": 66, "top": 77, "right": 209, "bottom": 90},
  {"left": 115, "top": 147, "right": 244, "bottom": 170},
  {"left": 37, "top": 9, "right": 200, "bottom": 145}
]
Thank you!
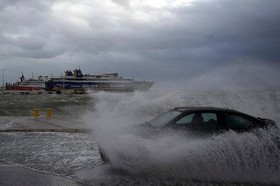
[
  {"left": 99, "top": 107, "right": 277, "bottom": 162},
  {"left": 147, "top": 107, "right": 276, "bottom": 132}
]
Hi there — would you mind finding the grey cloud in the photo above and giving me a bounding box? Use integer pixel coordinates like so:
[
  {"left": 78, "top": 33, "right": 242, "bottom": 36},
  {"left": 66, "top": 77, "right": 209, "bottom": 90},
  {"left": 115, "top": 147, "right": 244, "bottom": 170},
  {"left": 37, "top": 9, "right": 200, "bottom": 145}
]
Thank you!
[
  {"left": 172, "top": 0, "right": 280, "bottom": 61},
  {"left": 0, "top": 0, "right": 279, "bottom": 89},
  {"left": 111, "top": 0, "right": 131, "bottom": 7}
]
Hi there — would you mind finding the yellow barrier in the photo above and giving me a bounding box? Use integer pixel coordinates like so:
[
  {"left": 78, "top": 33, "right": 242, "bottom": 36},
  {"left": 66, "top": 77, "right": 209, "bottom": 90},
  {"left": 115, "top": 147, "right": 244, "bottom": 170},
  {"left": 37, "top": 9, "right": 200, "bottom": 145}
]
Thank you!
[
  {"left": 46, "top": 108, "right": 52, "bottom": 119},
  {"left": 33, "top": 109, "right": 40, "bottom": 118}
]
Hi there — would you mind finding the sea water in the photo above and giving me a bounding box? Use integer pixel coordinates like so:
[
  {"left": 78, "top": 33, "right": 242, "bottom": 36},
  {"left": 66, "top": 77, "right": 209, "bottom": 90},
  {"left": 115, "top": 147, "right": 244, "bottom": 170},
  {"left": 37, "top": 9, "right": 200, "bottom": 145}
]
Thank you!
[{"left": 0, "top": 90, "right": 279, "bottom": 185}]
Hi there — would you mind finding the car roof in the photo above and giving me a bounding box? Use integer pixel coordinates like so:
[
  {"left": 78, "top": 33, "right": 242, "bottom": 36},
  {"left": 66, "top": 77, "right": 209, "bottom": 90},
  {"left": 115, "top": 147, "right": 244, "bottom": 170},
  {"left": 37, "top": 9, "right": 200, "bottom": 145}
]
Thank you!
[{"left": 174, "top": 107, "right": 240, "bottom": 113}]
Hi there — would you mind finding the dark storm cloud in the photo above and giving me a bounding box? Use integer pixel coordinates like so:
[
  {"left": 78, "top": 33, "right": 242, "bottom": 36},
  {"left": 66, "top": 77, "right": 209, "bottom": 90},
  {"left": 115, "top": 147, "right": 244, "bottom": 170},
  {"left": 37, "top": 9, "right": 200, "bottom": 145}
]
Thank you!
[
  {"left": 163, "top": 0, "right": 280, "bottom": 62},
  {"left": 0, "top": 0, "right": 280, "bottom": 89}
]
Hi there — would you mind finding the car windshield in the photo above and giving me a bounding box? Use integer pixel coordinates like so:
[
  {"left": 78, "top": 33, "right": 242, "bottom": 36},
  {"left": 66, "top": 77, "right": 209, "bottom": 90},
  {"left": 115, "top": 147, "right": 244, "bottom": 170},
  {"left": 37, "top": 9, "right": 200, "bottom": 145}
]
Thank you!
[{"left": 148, "top": 110, "right": 181, "bottom": 127}]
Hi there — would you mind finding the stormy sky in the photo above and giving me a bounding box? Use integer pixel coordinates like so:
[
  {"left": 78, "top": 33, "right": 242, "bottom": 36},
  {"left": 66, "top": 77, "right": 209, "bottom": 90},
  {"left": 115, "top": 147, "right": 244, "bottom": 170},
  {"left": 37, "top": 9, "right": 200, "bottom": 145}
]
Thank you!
[{"left": 0, "top": 0, "right": 280, "bottom": 89}]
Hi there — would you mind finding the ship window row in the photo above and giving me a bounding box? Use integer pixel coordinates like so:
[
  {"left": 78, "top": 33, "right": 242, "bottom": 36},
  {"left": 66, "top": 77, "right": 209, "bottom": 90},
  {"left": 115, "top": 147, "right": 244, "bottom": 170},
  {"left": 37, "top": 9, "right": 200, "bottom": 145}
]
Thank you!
[{"left": 51, "top": 78, "right": 132, "bottom": 81}]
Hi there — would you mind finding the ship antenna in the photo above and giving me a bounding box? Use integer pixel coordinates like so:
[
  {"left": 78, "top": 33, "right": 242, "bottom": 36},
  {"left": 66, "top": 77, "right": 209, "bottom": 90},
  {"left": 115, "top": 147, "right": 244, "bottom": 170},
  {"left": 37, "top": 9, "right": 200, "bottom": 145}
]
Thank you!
[{"left": 20, "top": 72, "right": 25, "bottom": 82}]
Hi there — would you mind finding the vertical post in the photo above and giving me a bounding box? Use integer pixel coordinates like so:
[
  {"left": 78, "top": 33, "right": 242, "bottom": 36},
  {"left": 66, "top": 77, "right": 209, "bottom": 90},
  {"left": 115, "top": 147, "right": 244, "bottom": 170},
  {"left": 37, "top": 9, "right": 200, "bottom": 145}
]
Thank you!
[
  {"left": 1, "top": 69, "right": 4, "bottom": 91},
  {"left": 46, "top": 108, "right": 52, "bottom": 119},
  {"left": 33, "top": 108, "right": 40, "bottom": 118}
]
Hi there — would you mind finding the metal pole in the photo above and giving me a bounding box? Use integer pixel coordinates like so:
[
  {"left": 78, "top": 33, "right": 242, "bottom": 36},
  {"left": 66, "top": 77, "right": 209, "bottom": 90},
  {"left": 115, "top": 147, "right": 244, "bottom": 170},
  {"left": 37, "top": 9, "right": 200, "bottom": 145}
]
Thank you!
[{"left": 1, "top": 69, "right": 4, "bottom": 91}]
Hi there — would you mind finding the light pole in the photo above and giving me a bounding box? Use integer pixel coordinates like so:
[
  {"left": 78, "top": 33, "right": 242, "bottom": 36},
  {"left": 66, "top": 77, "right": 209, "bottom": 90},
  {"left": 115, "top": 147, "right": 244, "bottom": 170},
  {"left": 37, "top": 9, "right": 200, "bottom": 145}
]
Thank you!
[{"left": 1, "top": 69, "right": 5, "bottom": 91}]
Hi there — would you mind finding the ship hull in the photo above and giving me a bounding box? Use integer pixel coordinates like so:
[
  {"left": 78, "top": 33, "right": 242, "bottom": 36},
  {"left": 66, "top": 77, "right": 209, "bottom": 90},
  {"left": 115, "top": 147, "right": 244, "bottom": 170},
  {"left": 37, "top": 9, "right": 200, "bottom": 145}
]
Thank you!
[
  {"left": 46, "top": 80, "right": 153, "bottom": 92},
  {"left": 4, "top": 82, "right": 45, "bottom": 94}
]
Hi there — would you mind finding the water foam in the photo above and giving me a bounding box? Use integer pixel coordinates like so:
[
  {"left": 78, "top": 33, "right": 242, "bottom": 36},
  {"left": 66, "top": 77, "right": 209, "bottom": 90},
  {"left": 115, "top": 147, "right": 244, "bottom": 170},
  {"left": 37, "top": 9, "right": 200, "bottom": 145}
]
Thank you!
[{"left": 86, "top": 90, "right": 280, "bottom": 184}]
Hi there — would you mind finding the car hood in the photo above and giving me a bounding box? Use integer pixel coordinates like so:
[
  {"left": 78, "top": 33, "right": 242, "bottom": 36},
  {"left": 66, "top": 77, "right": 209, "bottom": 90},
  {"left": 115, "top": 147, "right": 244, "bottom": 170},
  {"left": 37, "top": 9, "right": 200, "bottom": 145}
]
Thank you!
[{"left": 257, "top": 117, "right": 277, "bottom": 127}]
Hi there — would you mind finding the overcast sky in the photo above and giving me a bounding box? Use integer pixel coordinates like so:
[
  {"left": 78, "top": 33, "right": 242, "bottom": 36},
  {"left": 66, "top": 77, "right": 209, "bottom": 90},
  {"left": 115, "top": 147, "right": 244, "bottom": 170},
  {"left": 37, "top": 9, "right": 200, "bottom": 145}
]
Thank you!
[{"left": 0, "top": 0, "right": 280, "bottom": 89}]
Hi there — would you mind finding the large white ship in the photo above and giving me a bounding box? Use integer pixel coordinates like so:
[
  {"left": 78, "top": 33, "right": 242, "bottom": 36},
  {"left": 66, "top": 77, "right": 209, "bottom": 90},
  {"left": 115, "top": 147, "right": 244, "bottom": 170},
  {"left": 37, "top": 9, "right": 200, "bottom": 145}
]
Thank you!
[{"left": 45, "top": 69, "right": 153, "bottom": 93}]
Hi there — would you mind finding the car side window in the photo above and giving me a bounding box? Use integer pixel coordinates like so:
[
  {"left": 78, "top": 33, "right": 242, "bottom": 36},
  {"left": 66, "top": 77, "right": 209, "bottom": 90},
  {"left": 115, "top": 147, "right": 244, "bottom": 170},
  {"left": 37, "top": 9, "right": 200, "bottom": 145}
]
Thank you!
[
  {"left": 202, "top": 113, "right": 217, "bottom": 123},
  {"left": 224, "top": 114, "right": 253, "bottom": 130},
  {"left": 175, "top": 112, "right": 217, "bottom": 127},
  {"left": 176, "top": 114, "right": 194, "bottom": 124}
]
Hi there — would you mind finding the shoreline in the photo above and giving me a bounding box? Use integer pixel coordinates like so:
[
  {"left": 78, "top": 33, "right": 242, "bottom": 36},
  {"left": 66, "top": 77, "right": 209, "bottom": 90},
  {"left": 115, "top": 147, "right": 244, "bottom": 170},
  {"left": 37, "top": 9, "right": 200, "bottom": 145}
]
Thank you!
[{"left": 0, "top": 128, "right": 90, "bottom": 133}]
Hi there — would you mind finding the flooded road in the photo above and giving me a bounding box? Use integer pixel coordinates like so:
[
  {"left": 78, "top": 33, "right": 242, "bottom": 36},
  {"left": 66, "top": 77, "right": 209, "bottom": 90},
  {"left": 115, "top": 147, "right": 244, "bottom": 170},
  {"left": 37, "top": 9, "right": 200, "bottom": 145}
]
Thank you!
[
  {"left": 0, "top": 129, "right": 279, "bottom": 186},
  {"left": 0, "top": 90, "right": 280, "bottom": 185},
  {"left": 0, "top": 160, "right": 84, "bottom": 186}
]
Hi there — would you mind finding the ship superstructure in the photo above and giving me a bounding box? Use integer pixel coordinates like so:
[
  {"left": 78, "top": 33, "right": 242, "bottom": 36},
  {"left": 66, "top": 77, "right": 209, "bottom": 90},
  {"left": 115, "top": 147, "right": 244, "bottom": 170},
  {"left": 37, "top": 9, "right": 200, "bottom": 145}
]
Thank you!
[{"left": 45, "top": 69, "right": 153, "bottom": 92}]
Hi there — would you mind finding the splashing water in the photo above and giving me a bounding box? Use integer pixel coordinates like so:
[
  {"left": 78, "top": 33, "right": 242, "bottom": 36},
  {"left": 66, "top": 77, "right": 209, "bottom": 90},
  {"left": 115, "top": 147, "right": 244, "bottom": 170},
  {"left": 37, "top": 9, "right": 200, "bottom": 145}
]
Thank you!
[
  {"left": 1, "top": 90, "right": 279, "bottom": 185},
  {"left": 85, "top": 90, "right": 280, "bottom": 185}
]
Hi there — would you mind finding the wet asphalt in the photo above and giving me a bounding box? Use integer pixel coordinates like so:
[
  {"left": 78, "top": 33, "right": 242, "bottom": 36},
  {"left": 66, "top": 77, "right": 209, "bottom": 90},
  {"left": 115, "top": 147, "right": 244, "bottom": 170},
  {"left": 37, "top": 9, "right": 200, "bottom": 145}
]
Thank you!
[{"left": 0, "top": 161, "right": 86, "bottom": 186}]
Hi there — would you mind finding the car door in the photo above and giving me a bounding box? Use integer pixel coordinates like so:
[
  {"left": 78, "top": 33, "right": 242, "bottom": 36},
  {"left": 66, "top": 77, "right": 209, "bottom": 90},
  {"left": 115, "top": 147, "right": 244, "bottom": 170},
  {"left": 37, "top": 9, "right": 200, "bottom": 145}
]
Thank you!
[{"left": 222, "top": 112, "right": 256, "bottom": 132}]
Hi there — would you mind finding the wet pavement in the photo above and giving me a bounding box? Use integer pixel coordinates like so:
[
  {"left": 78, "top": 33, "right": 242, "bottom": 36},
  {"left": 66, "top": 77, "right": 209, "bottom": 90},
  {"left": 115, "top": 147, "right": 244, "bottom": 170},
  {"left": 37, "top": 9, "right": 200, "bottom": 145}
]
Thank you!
[
  {"left": 0, "top": 103, "right": 279, "bottom": 186},
  {"left": 0, "top": 160, "right": 85, "bottom": 186},
  {"left": 0, "top": 116, "right": 89, "bottom": 132},
  {"left": 0, "top": 117, "right": 97, "bottom": 186}
]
